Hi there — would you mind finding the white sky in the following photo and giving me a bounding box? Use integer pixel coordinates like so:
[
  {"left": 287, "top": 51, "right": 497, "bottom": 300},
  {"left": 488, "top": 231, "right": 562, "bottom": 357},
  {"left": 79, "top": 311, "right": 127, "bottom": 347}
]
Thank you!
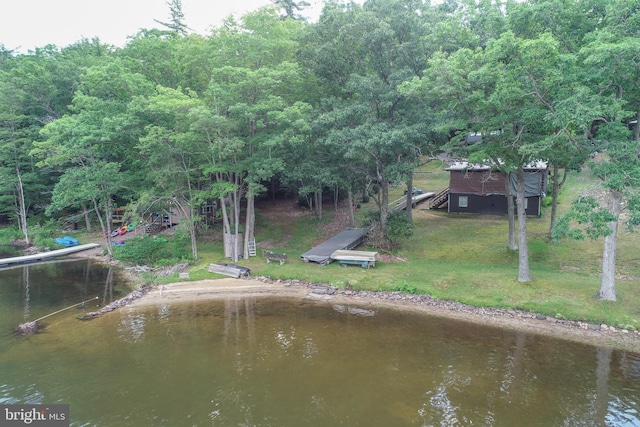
[{"left": 1, "top": 0, "right": 324, "bottom": 53}]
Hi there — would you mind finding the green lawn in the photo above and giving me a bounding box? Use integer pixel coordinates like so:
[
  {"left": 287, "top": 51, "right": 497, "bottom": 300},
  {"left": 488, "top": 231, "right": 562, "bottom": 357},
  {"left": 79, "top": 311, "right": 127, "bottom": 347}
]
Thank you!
[{"left": 180, "top": 163, "right": 640, "bottom": 330}]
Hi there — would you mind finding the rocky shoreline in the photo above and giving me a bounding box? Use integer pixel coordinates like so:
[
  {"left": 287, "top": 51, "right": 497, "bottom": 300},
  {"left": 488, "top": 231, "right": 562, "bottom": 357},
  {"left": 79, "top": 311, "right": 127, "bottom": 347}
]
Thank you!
[
  {"left": 257, "top": 277, "right": 640, "bottom": 348},
  {"left": 79, "top": 273, "right": 640, "bottom": 353}
]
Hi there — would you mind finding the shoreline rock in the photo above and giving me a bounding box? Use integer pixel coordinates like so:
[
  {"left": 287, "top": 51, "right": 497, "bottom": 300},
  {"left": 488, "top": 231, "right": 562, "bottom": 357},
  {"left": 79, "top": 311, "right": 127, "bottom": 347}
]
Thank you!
[{"left": 69, "top": 256, "right": 640, "bottom": 352}]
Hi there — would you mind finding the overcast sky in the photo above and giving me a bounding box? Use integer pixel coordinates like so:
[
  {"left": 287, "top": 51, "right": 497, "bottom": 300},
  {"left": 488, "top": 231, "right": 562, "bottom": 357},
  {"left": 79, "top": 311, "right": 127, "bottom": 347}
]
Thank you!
[{"left": 1, "top": 0, "right": 324, "bottom": 53}]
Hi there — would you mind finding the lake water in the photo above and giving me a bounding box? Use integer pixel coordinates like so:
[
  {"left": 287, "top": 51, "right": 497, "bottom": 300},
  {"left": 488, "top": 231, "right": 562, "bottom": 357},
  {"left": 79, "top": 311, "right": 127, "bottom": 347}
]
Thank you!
[{"left": 1, "top": 261, "right": 639, "bottom": 426}]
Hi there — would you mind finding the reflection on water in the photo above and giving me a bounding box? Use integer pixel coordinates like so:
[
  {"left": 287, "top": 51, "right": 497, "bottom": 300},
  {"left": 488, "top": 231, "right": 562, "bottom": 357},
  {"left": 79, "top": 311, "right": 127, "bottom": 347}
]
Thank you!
[
  {"left": 0, "top": 260, "right": 126, "bottom": 342},
  {"left": 0, "top": 265, "right": 639, "bottom": 426}
]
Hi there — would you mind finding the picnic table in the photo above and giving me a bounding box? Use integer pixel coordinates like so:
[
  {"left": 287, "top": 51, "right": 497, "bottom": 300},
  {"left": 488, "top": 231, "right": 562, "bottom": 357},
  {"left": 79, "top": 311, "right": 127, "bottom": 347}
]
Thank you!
[{"left": 262, "top": 249, "right": 287, "bottom": 265}]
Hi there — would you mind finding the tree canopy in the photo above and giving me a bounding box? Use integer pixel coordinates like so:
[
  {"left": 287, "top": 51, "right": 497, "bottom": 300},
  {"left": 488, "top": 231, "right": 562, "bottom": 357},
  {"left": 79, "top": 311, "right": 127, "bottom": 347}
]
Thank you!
[{"left": 1, "top": 0, "right": 639, "bottom": 297}]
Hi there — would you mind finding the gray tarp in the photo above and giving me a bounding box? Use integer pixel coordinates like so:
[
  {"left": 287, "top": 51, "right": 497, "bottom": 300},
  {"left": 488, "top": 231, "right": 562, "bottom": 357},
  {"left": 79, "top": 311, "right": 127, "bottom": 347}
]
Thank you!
[
  {"left": 508, "top": 171, "right": 547, "bottom": 197},
  {"left": 301, "top": 228, "right": 366, "bottom": 265}
]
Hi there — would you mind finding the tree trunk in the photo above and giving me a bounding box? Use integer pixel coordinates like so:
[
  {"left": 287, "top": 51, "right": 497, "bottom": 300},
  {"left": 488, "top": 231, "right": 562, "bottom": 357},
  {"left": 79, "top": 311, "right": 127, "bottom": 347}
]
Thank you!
[
  {"left": 347, "top": 189, "right": 355, "bottom": 228},
  {"left": 232, "top": 176, "right": 242, "bottom": 263},
  {"left": 548, "top": 164, "right": 567, "bottom": 239},
  {"left": 220, "top": 194, "right": 231, "bottom": 236},
  {"left": 95, "top": 197, "right": 112, "bottom": 257},
  {"left": 599, "top": 189, "right": 621, "bottom": 301},
  {"left": 15, "top": 166, "right": 29, "bottom": 245},
  {"left": 406, "top": 172, "right": 413, "bottom": 222},
  {"left": 379, "top": 175, "right": 390, "bottom": 234},
  {"left": 505, "top": 174, "right": 517, "bottom": 250},
  {"left": 174, "top": 197, "right": 198, "bottom": 260},
  {"left": 244, "top": 190, "right": 255, "bottom": 260},
  {"left": 219, "top": 193, "right": 235, "bottom": 261},
  {"left": 516, "top": 168, "right": 531, "bottom": 282},
  {"left": 315, "top": 190, "right": 323, "bottom": 219},
  {"left": 83, "top": 205, "right": 92, "bottom": 232}
]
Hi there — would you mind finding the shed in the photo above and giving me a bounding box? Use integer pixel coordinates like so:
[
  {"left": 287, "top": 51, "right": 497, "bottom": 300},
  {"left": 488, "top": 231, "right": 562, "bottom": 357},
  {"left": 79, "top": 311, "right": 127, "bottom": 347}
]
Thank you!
[{"left": 445, "top": 162, "right": 548, "bottom": 216}]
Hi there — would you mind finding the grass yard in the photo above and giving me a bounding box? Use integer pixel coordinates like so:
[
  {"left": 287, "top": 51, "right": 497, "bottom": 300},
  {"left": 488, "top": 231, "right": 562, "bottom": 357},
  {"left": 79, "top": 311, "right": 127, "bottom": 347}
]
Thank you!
[{"left": 182, "top": 160, "right": 640, "bottom": 330}]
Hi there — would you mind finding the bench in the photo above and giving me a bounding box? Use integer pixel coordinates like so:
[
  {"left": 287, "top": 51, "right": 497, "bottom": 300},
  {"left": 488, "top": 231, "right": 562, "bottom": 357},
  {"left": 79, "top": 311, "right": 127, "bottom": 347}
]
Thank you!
[{"left": 262, "top": 250, "right": 287, "bottom": 265}]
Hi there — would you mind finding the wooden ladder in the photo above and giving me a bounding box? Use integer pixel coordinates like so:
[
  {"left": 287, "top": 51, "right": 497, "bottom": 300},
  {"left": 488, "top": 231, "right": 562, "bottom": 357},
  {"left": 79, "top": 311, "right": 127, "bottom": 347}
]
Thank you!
[{"left": 247, "top": 238, "right": 257, "bottom": 257}]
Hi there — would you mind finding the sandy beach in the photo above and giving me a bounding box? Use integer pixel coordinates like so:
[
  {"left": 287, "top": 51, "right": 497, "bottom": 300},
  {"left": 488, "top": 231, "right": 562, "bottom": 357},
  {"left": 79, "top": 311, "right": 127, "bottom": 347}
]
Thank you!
[{"left": 119, "top": 276, "right": 640, "bottom": 353}]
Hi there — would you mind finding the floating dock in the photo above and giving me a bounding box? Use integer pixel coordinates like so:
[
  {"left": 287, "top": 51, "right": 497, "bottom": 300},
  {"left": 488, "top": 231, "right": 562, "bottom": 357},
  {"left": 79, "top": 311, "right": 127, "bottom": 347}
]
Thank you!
[
  {"left": 0, "top": 243, "right": 101, "bottom": 267},
  {"left": 301, "top": 228, "right": 366, "bottom": 265}
]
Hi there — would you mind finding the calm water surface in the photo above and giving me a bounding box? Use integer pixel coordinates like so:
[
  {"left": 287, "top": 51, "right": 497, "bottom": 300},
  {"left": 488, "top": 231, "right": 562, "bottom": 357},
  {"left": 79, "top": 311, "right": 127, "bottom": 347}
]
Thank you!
[{"left": 0, "top": 261, "right": 639, "bottom": 426}]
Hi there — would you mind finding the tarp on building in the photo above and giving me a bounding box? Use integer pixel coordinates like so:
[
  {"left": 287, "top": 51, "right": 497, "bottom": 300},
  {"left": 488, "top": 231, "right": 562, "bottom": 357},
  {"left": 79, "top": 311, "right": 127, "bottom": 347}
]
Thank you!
[{"left": 447, "top": 162, "right": 547, "bottom": 197}]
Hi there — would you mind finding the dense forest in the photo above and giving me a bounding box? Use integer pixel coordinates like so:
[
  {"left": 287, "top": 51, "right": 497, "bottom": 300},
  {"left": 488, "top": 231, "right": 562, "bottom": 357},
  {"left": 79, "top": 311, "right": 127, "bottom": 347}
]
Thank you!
[{"left": 1, "top": 0, "right": 639, "bottom": 299}]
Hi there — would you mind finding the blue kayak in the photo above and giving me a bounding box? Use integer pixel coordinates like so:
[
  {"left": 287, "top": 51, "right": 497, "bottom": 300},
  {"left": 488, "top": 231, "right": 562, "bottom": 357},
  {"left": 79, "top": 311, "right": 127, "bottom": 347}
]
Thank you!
[{"left": 54, "top": 236, "right": 79, "bottom": 247}]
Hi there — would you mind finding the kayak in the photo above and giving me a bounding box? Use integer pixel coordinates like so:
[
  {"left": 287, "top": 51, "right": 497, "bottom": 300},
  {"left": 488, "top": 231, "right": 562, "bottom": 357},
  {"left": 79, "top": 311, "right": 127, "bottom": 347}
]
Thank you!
[{"left": 54, "top": 236, "right": 79, "bottom": 247}]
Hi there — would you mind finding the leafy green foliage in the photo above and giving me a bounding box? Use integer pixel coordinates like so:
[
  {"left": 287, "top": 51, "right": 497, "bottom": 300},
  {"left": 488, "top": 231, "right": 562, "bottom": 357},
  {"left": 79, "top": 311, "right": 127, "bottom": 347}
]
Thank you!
[
  {"left": 386, "top": 210, "right": 414, "bottom": 244},
  {"left": 113, "top": 235, "right": 190, "bottom": 266},
  {"left": 0, "top": 227, "right": 22, "bottom": 245},
  {"left": 28, "top": 220, "right": 59, "bottom": 249},
  {"left": 553, "top": 196, "right": 616, "bottom": 242},
  {"left": 392, "top": 283, "right": 418, "bottom": 294}
]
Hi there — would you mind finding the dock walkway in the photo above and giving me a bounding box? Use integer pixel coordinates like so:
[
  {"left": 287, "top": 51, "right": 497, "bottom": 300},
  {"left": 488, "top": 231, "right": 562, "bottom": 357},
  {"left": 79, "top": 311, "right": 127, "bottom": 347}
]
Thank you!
[
  {"left": 389, "top": 192, "right": 435, "bottom": 212},
  {"left": 300, "top": 228, "right": 366, "bottom": 265},
  {"left": 0, "top": 243, "right": 101, "bottom": 267}
]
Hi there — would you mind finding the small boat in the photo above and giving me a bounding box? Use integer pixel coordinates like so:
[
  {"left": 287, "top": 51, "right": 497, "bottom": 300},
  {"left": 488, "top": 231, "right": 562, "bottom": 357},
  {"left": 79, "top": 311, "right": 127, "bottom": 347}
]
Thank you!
[
  {"left": 113, "top": 241, "right": 126, "bottom": 246},
  {"left": 54, "top": 236, "right": 79, "bottom": 247}
]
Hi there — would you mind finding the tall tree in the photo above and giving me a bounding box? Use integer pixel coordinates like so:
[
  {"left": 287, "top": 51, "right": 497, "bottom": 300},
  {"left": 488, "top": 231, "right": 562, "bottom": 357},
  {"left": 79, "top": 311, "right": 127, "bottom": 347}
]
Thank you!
[
  {"left": 33, "top": 58, "right": 153, "bottom": 255},
  {"left": 154, "top": 0, "right": 189, "bottom": 35},
  {"left": 300, "top": 0, "right": 432, "bottom": 241},
  {"left": 271, "top": 0, "right": 310, "bottom": 20},
  {"left": 199, "top": 9, "right": 310, "bottom": 259},
  {"left": 136, "top": 86, "right": 205, "bottom": 260},
  {"left": 553, "top": 0, "right": 640, "bottom": 301}
]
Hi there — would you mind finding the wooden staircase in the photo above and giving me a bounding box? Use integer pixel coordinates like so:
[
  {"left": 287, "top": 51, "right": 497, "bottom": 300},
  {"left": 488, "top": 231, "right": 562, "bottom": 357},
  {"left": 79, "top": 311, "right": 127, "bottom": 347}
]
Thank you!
[
  {"left": 144, "top": 216, "right": 163, "bottom": 234},
  {"left": 429, "top": 187, "right": 450, "bottom": 210}
]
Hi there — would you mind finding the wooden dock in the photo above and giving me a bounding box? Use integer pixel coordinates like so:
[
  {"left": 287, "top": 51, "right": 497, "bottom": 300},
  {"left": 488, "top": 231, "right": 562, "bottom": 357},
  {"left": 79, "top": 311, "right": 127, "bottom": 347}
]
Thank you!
[
  {"left": 301, "top": 228, "right": 366, "bottom": 265},
  {"left": 389, "top": 192, "right": 435, "bottom": 212},
  {"left": 0, "top": 243, "right": 101, "bottom": 267}
]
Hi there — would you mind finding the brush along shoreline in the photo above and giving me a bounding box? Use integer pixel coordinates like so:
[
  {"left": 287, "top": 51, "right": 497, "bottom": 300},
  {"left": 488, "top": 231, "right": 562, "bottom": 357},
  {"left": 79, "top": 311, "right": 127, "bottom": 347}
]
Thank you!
[{"left": 80, "top": 275, "right": 640, "bottom": 353}]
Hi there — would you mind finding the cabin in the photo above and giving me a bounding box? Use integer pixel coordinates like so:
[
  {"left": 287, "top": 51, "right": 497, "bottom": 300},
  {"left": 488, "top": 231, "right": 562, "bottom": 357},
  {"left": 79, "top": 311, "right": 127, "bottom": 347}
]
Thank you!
[{"left": 444, "top": 162, "right": 548, "bottom": 217}]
